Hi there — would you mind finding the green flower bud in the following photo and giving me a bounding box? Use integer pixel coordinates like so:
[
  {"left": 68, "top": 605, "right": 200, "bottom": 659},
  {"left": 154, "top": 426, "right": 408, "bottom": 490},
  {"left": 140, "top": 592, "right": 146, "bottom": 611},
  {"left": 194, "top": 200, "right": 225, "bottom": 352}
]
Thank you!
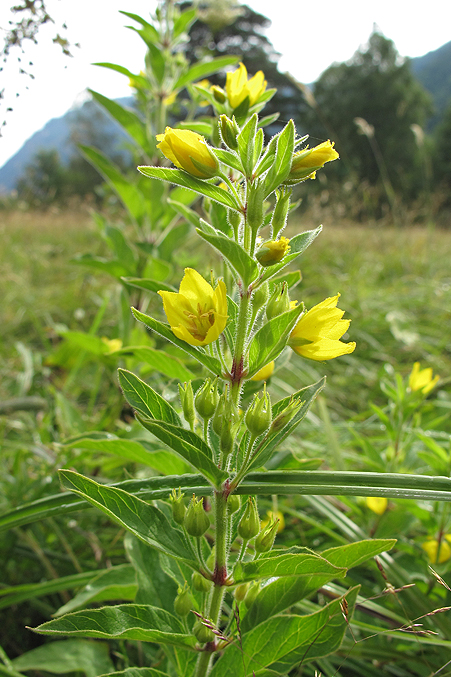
[
  {"left": 219, "top": 114, "right": 239, "bottom": 150},
  {"left": 195, "top": 378, "right": 218, "bottom": 420},
  {"left": 256, "top": 237, "right": 290, "bottom": 267},
  {"left": 220, "top": 425, "right": 234, "bottom": 456},
  {"left": 211, "top": 394, "right": 225, "bottom": 436},
  {"left": 227, "top": 493, "right": 241, "bottom": 513},
  {"left": 193, "top": 620, "right": 215, "bottom": 644},
  {"left": 192, "top": 571, "right": 212, "bottom": 593},
  {"left": 174, "top": 586, "right": 194, "bottom": 617},
  {"left": 271, "top": 187, "right": 292, "bottom": 239},
  {"left": 266, "top": 282, "right": 290, "bottom": 320},
  {"left": 269, "top": 396, "right": 302, "bottom": 434},
  {"left": 212, "top": 85, "right": 226, "bottom": 103},
  {"left": 255, "top": 517, "right": 279, "bottom": 553},
  {"left": 228, "top": 208, "right": 242, "bottom": 238},
  {"left": 252, "top": 281, "right": 269, "bottom": 313},
  {"left": 170, "top": 487, "right": 186, "bottom": 525},
  {"left": 246, "top": 178, "right": 266, "bottom": 233},
  {"left": 234, "top": 582, "right": 249, "bottom": 602},
  {"left": 179, "top": 381, "right": 195, "bottom": 429},
  {"left": 245, "top": 386, "right": 272, "bottom": 436},
  {"left": 238, "top": 497, "right": 260, "bottom": 540},
  {"left": 184, "top": 495, "right": 210, "bottom": 537},
  {"left": 244, "top": 582, "right": 259, "bottom": 608}
]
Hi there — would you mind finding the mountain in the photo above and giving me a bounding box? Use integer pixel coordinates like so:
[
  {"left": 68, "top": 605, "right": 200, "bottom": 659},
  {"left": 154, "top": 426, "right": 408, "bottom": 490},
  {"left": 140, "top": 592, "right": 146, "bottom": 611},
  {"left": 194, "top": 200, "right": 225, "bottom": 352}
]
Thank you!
[
  {"left": 411, "top": 40, "right": 451, "bottom": 129},
  {"left": 0, "top": 96, "right": 133, "bottom": 194}
]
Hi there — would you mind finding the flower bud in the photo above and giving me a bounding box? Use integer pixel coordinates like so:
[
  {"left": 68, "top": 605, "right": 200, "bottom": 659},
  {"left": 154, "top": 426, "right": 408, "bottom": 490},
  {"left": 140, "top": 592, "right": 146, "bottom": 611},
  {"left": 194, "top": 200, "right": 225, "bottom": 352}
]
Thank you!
[
  {"left": 266, "top": 282, "right": 290, "bottom": 320},
  {"left": 228, "top": 208, "right": 242, "bottom": 237},
  {"left": 195, "top": 378, "right": 218, "bottom": 420},
  {"left": 271, "top": 188, "right": 291, "bottom": 239},
  {"left": 227, "top": 493, "right": 241, "bottom": 513},
  {"left": 245, "top": 387, "right": 272, "bottom": 436},
  {"left": 246, "top": 179, "right": 266, "bottom": 233},
  {"left": 219, "top": 114, "right": 239, "bottom": 150},
  {"left": 252, "top": 282, "right": 269, "bottom": 313},
  {"left": 238, "top": 497, "right": 260, "bottom": 540},
  {"left": 234, "top": 582, "right": 249, "bottom": 602},
  {"left": 256, "top": 237, "right": 290, "bottom": 267},
  {"left": 269, "top": 396, "right": 302, "bottom": 434},
  {"left": 255, "top": 517, "right": 279, "bottom": 553},
  {"left": 192, "top": 571, "right": 212, "bottom": 593},
  {"left": 174, "top": 586, "right": 194, "bottom": 617},
  {"left": 220, "top": 425, "right": 235, "bottom": 457},
  {"left": 179, "top": 381, "right": 195, "bottom": 429},
  {"left": 193, "top": 620, "right": 215, "bottom": 644},
  {"left": 211, "top": 394, "right": 225, "bottom": 436},
  {"left": 284, "top": 140, "right": 339, "bottom": 185},
  {"left": 212, "top": 85, "right": 226, "bottom": 104},
  {"left": 170, "top": 488, "right": 186, "bottom": 525},
  {"left": 244, "top": 582, "right": 259, "bottom": 608},
  {"left": 156, "top": 127, "right": 219, "bottom": 179},
  {"left": 250, "top": 361, "right": 275, "bottom": 382},
  {"left": 184, "top": 495, "right": 210, "bottom": 537}
]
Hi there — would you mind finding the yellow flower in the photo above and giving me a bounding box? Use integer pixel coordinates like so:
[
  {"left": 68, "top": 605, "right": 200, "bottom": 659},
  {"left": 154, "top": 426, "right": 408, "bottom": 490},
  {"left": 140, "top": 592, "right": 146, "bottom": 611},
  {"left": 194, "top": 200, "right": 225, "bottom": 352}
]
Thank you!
[
  {"left": 156, "top": 127, "right": 219, "bottom": 179},
  {"left": 289, "top": 294, "right": 356, "bottom": 361},
  {"left": 255, "top": 237, "right": 290, "bottom": 267},
  {"left": 261, "top": 510, "right": 285, "bottom": 533},
  {"left": 250, "top": 361, "right": 275, "bottom": 382},
  {"left": 158, "top": 269, "right": 227, "bottom": 347},
  {"left": 422, "top": 537, "right": 451, "bottom": 564},
  {"left": 366, "top": 496, "right": 388, "bottom": 515},
  {"left": 225, "top": 62, "right": 267, "bottom": 109},
  {"left": 285, "top": 140, "right": 339, "bottom": 184},
  {"left": 409, "top": 362, "right": 439, "bottom": 394},
  {"left": 101, "top": 337, "right": 123, "bottom": 354}
]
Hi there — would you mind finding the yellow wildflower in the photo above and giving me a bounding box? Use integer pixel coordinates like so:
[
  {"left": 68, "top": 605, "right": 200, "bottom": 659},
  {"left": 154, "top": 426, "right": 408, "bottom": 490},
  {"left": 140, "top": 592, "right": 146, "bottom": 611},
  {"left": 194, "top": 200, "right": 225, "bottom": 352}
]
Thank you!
[
  {"left": 422, "top": 537, "right": 451, "bottom": 564},
  {"left": 409, "top": 362, "right": 439, "bottom": 395},
  {"left": 156, "top": 127, "right": 219, "bottom": 179},
  {"left": 225, "top": 62, "right": 267, "bottom": 109},
  {"left": 285, "top": 140, "right": 339, "bottom": 184},
  {"left": 289, "top": 294, "right": 356, "bottom": 361},
  {"left": 366, "top": 496, "right": 388, "bottom": 515},
  {"left": 255, "top": 237, "right": 290, "bottom": 267},
  {"left": 261, "top": 510, "right": 285, "bottom": 533},
  {"left": 101, "top": 338, "right": 123, "bottom": 354},
  {"left": 250, "top": 361, "right": 275, "bottom": 382},
  {"left": 158, "top": 269, "right": 227, "bottom": 347}
]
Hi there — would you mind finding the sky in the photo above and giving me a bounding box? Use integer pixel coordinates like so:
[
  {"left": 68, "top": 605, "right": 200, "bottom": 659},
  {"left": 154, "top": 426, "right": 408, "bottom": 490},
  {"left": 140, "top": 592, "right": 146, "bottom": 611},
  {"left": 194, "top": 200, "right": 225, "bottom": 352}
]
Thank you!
[{"left": 1, "top": 0, "right": 450, "bottom": 167}]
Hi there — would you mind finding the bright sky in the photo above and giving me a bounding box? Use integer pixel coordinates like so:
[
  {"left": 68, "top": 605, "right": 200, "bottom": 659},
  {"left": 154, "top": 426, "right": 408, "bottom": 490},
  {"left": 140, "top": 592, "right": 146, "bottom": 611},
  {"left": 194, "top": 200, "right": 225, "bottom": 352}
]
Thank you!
[{"left": 1, "top": 0, "right": 450, "bottom": 167}]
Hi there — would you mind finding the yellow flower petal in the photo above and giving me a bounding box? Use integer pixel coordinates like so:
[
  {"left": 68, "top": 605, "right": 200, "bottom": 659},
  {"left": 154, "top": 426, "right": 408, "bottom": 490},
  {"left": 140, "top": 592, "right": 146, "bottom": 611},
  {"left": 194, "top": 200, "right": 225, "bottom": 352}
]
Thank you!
[
  {"left": 225, "top": 62, "right": 267, "bottom": 109},
  {"left": 250, "top": 361, "right": 275, "bottom": 381},
  {"left": 156, "top": 127, "right": 218, "bottom": 179},
  {"left": 366, "top": 496, "right": 388, "bottom": 515},
  {"left": 422, "top": 539, "right": 451, "bottom": 564},
  {"left": 409, "top": 362, "right": 439, "bottom": 394}
]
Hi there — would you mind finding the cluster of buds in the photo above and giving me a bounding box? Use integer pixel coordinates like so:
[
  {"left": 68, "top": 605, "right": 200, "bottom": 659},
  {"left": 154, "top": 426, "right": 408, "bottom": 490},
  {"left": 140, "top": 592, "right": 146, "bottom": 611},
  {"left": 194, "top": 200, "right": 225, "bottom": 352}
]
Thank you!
[{"left": 170, "top": 490, "right": 210, "bottom": 538}]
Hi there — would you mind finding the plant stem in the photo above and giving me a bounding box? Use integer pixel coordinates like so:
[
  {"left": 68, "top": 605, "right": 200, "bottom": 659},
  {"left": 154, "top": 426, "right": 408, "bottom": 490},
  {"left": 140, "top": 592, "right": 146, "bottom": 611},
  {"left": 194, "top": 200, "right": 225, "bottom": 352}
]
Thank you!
[{"left": 230, "top": 287, "right": 250, "bottom": 408}]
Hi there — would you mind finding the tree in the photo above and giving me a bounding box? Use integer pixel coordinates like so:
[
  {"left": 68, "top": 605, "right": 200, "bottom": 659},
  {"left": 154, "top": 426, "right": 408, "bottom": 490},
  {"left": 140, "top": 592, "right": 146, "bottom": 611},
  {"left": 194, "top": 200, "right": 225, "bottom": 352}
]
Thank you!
[
  {"left": 303, "top": 31, "right": 433, "bottom": 196},
  {"left": 16, "top": 148, "right": 66, "bottom": 205},
  {"left": 434, "top": 99, "right": 451, "bottom": 190}
]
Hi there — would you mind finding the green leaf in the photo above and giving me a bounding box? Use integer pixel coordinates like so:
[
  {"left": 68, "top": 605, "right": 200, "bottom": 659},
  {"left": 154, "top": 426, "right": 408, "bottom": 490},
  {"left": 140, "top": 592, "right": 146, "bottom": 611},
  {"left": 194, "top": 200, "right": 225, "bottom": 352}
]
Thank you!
[
  {"left": 213, "top": 149, "right": 243, "bottom": 173},
  {"left": 32, "top": 604, "right": 197, "bottom": 649},
  {"left": 80, "top": 146, "right": 147, "bottom": 223},
  {"left": 119, "top": 12, "right": 160, "bottom": 42},
  {"left": 136, "top": 416, "right": 227, "bottom": 487},
  {"left": 121, "top": 277, "right": 177, "bottom": 294},
  {"left": 100, "top": 670, "right": 170, "bottom": 677},
  {"left": 209, "top": 587, "right": 358, "bottom": 676},
  {"left": 167, "top": 199, "right": 201, "bottom": 228},
  {"left": 72, "top": 254, "right": 131, "bottom": 279},
  {"left": 118, "top": 369, "right": 181, "bottom": 426},
  {"left": 116, "top": 346, "right": 194, "bottom": 381},
  {"left": 59, "top": 470, "right": 197, "bottom": 566},
  {"left": 263, "top": 120, "right": 295, "bottom": 197},
  {"left": 237, "top": 114, "right": 258, "bottom": 176},
  {"left": 58, "top": 331, "right": 111, "bottom": 357},
  {"left": 11, "top": 640, "right": 114, "bottom": 677},
  {"left": 131, "top": 308, "right": 222, "bottom": 375},
  {"left": 105, "top": 225, "right": 137, "bottom": 272},
  {"left": 93, "top": 62, "right": 148, "bottom": 88},
  {"left": 173, "top": 56, "right": 239, "bottom": 89},
  {"left": 173, "top": 7, "right": 197, "bottom": 37},
  {"left": 64, "top": 437, "right": 191, "bottom": 475},
  {"left": 247, "top": 304, "right": 305, "bottom": 377},
  {"left": 138, "top": 166, "right": 241, "bottom": 211},
  {"left": 233, "top": 547, "right": 346, "bottom": 583},
  {"left": 54, "top": 565, "right": 137, "bottom": 617},
  {"left": 89, "top": 90, "right": 150, "bottom": 154},
  {"left": 125, "top": 535, "right": 178, "bottom": 611},
  {"left": 259, "top": 226, "right": 323, "bottom": 284},
  {"left": 196, "top": 228, "right": 258, "bottom": 285},
  {"left": 243, "top": 539, "right": 395, "bottom": 631},
  {"left": 248, "top": 378, "right": 326, "bottom": 470}
]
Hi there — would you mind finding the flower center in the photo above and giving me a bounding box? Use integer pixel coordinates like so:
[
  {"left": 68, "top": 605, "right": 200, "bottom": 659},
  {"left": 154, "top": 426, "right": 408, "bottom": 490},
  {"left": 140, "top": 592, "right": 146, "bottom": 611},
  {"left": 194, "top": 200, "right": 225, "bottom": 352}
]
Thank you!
[{"left": 184, "top": 302, "right": 216, "bottom": 341}]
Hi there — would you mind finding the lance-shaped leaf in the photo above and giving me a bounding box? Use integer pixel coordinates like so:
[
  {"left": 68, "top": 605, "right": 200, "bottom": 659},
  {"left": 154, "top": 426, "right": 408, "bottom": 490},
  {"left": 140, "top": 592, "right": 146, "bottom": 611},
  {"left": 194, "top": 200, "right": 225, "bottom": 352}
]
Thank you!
[
  {"left": 118, "top": 369, "right": 181, "bottom": 427},
  {"left": 137, "top": 416, "right": 227, "bottom": 487},
  {"left": 138, "top": 166, "right": 241, "bottom": 211},
  {"left": 99, "top": 669, "right": 170, "bottom": 677},
  {"left": 167, "top": 198, "right": 201, "bottom": 228},
  {"left": 242, "top": 539, "right": 395, "bottom": 631},
  {"left": 263, "top": 119, "right": 295, "bottom": 197},
  {"left": 11, "top": 639, "right": 114, "bottom": 677},
  {"left": 59, "top": 470, "right": 197, "bottom": 566},
  {"left": 89, "top": 90, "right": 150, "bottom": 154},
  {"left": 233, "top": 547, "right": 346, "bottom": 583},
  {"left": 209, "top": 587, "right": 359, "bottom": 676},
  {"left": 54, "top": 565, "right": 137, "bottom": 617},
  {"left": 115, "top": 347, "right": 194, "bottom": 381},
  {"left": 237, "top": 114, "right": 258, "bottom": 176},
  {"left": 259, "top": 226, "right": 323, "bottom": 284},
  {"left": 196, "top": 228, "right": 258, "bottom": 285},
  {"left": 213, "top": 149, "right": 243, "bottom": 173},
  {"left": 247, "top": 378, "right": 326, "bottom": 471},
  {"left": 131, "top": 308, "right": 222, "bottom": 375},
  {"left": 173, "top": 55, "right": 240, "bottom": 89},
  {"left": 32, "top": 604, "right": 197, "bottom": 650},
  {"left": 121, "top": 277, "right": 177, "bottom": 294},
  {"left": 247, "top": 303, "right": 305, "bottom": 377}
]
